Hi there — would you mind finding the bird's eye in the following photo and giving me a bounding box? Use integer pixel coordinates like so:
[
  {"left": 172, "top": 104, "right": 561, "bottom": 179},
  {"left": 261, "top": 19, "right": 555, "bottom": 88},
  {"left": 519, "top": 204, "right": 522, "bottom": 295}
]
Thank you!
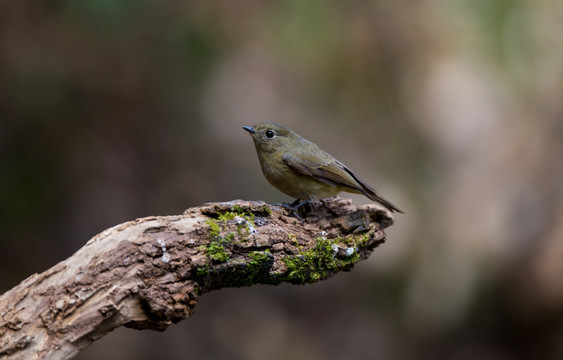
[{"left": 265, "top": 130, "right": 275, "bottom": 139}]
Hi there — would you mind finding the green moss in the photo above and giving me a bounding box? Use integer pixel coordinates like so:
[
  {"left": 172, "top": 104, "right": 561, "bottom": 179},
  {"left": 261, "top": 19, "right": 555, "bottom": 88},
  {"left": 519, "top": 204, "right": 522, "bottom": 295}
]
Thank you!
[
  {"left": 203, "top": 208, "right": 261, "bottom": 263},
  {"left": 355, "top": 234, "right": 369, "bottom": 248},
  {"left": 206, "top": 242, "right": 229, "bottom": 262},
  {"left": 213, "top": 210, "right": 256, "bottom": 235},
  {"left": 343, "top": 249, "right": 360, "bottom": 263},
  {"left": 196, "top": 250, "right": 278, "bottom": 288},
  {"left": 231, "top": 204, "right": 244, "bottom": 215},
  {"left": 230, "top": 205, "right": 256, "bottom": 221},
  {"left": 224, "top": 232, "right": 236, "bottom": 242},
  {"left": 281, "top": 236, "right": 363, "bottom": 284},
  {"left": 204, "top": 218, "right": 232, "bottom": 263},
  {"left": 196, "top": 265, "right": 209, "bottom": 277},
  {"left": 283, "top": 238, "right": 334, "bottom": 284},
  {"left": 206, "top": 219, "right": 221, "bottom": 238},
  {"left": 231, "top": 250, "right": 276, "bottom": 286},
  {"left": 287, "top": 234, "right": 303, "bottom": 251},
  {"left": 200, "top": 207, "right": 368, "bottom": 286},
  {"left": 217, "top": 212, "right": 235, "bottom": 222},
  {"left": 260, "top": 204, "right": 272, "bottom": 215}
]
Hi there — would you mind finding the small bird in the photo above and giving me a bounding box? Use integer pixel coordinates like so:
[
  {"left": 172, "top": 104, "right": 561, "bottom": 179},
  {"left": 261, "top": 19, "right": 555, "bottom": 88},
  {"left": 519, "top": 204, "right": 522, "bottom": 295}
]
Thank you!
[{"left": 242, "top": 122, "right": 403, "bottom": 213}]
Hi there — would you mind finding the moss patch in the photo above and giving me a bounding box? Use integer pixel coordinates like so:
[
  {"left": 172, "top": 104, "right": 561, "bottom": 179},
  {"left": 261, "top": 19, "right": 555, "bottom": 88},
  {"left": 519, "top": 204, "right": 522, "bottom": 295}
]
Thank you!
[
  {"left": 203, "top": 219, "right": 231, "bottom": 263},
  {"left": 228, "top": 250, "right": 277, "bottom": 286},
  {"left": 206, "top": 241, "right": 230, "bottom": 263},
  {"left": 197, "top": 205, "right": 369, "bottom": 288},
  {"left": 282, "top": 235, "right": 363, "bottom": 284},
  {"left": 203, "top": 208, "right": 259, "bottom": 264},
  {"left": 194, "top": 250, "right": 277, "bottom": 289}
]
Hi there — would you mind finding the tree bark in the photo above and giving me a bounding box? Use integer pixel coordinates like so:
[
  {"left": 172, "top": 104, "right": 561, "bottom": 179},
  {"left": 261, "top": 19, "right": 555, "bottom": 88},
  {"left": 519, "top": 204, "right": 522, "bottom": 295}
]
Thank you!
[{"left": 0, "top": 197, "right": 394, "bottom": 360}]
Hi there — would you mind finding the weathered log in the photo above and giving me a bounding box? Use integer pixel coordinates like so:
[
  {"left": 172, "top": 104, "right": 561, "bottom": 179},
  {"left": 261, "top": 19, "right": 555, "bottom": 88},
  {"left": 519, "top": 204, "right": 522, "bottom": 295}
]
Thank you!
[{"left": 0, "top": 197, "right": 393, "bottom": 360}]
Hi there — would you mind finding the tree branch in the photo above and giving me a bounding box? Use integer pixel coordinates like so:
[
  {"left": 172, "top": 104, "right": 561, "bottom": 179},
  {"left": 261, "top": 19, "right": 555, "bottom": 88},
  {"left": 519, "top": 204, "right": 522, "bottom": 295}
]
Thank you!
[{"left": 0, "top": 197, "right": 394, "bottom": 360}]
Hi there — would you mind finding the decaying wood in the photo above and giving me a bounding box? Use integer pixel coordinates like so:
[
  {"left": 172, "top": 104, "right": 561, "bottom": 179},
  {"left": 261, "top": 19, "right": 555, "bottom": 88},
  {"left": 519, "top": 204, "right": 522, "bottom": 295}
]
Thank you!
[{"left": 0, "top": 197, "right": 394, "bottom": 360}]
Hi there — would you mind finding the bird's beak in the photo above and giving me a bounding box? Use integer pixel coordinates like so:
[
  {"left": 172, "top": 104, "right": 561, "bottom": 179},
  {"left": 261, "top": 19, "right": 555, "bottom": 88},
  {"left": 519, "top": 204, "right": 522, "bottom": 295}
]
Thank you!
[{"left": 242, "top": 126, "right": 256, "bottom": 134}]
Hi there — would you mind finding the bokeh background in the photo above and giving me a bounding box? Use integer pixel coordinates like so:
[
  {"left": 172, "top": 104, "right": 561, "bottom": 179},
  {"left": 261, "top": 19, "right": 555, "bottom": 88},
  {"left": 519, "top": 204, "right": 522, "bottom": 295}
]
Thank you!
[{"left": 1, "top": 1, "right": 563, "bottom": 359}]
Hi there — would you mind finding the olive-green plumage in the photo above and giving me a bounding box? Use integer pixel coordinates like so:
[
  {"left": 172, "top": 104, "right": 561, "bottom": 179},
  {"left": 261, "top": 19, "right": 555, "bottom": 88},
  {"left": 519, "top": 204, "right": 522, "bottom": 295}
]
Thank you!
[{"left": 242, "top": 122, "right": 403, "bottom": 213}]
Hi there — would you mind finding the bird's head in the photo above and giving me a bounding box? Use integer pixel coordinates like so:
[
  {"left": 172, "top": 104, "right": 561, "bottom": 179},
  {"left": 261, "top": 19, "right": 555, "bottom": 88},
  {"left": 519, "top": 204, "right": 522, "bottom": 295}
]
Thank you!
[{"left": 242, "top": 122, "right": 301, "bottom": 153}]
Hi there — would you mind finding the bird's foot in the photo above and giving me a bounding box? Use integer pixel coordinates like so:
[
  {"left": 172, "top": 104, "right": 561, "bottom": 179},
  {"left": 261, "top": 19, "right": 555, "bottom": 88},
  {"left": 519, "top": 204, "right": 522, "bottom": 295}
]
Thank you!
[{"left": 274, "top": 199, "right": 310, "bottom": 220}]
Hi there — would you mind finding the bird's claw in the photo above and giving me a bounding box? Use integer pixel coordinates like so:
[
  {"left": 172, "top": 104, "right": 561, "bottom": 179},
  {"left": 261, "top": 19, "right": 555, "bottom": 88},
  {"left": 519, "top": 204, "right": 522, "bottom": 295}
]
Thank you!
[{"left": 274, "top": 200, "right": 310, "bottom": 220}]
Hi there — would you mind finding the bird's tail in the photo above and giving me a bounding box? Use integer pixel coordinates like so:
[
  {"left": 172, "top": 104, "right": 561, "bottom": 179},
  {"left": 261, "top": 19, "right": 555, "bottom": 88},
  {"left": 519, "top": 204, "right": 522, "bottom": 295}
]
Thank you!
[
  {"left": 351, "top": 174, "right": 404, "bottom": 213},
  {"left": 363, "top": 188, "right": 404, "bottom": 214},
  {"left": 338, "top": 162, "right": 404, "bottom": 214}
]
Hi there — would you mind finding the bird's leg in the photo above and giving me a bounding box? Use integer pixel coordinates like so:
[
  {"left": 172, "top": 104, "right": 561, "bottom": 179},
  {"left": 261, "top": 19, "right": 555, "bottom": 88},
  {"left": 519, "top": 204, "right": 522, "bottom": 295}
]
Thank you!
[
  {"left": 290, "top": 198, "right": 307, "bottom": 208},
  {"left": 274, "top": 199, "right": 309, "bottom": 209},
  {"left": 274, "top": 199, "right": 310, "bottom": 219}
]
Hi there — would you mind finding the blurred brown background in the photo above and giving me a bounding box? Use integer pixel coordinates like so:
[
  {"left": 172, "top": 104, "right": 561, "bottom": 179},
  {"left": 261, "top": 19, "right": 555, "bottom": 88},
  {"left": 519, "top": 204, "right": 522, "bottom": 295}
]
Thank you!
[{"left": 1, "top": 1, "right": 562, "bottom": 359}]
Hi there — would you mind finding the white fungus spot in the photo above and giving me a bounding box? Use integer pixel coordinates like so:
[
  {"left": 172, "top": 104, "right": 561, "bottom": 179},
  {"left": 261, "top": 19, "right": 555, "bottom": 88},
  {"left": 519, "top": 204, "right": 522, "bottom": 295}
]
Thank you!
[
  {"left": 235, "top": 215, "right": 257, "bottom": 234},
  {"left": 157, "top": 238, "right": 170, "bottom": 263},
  {"left": 55, "top": 299, "right": 65, "bottom": 310},
  {"left": 331, "top": 244, "right": 339, "bottom": 254},
  {"left": 345, "top": 247, "right": 356, "bottom": 256},
  {"left": 248, "top": 222, "right": 257, "bottom": 234}
]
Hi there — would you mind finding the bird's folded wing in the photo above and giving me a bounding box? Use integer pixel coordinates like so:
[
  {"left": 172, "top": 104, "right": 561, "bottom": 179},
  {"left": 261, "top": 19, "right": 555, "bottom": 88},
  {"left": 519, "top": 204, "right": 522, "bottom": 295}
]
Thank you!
[{"left": 282, "top": 153, "right": 363, "bottom": 191}]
